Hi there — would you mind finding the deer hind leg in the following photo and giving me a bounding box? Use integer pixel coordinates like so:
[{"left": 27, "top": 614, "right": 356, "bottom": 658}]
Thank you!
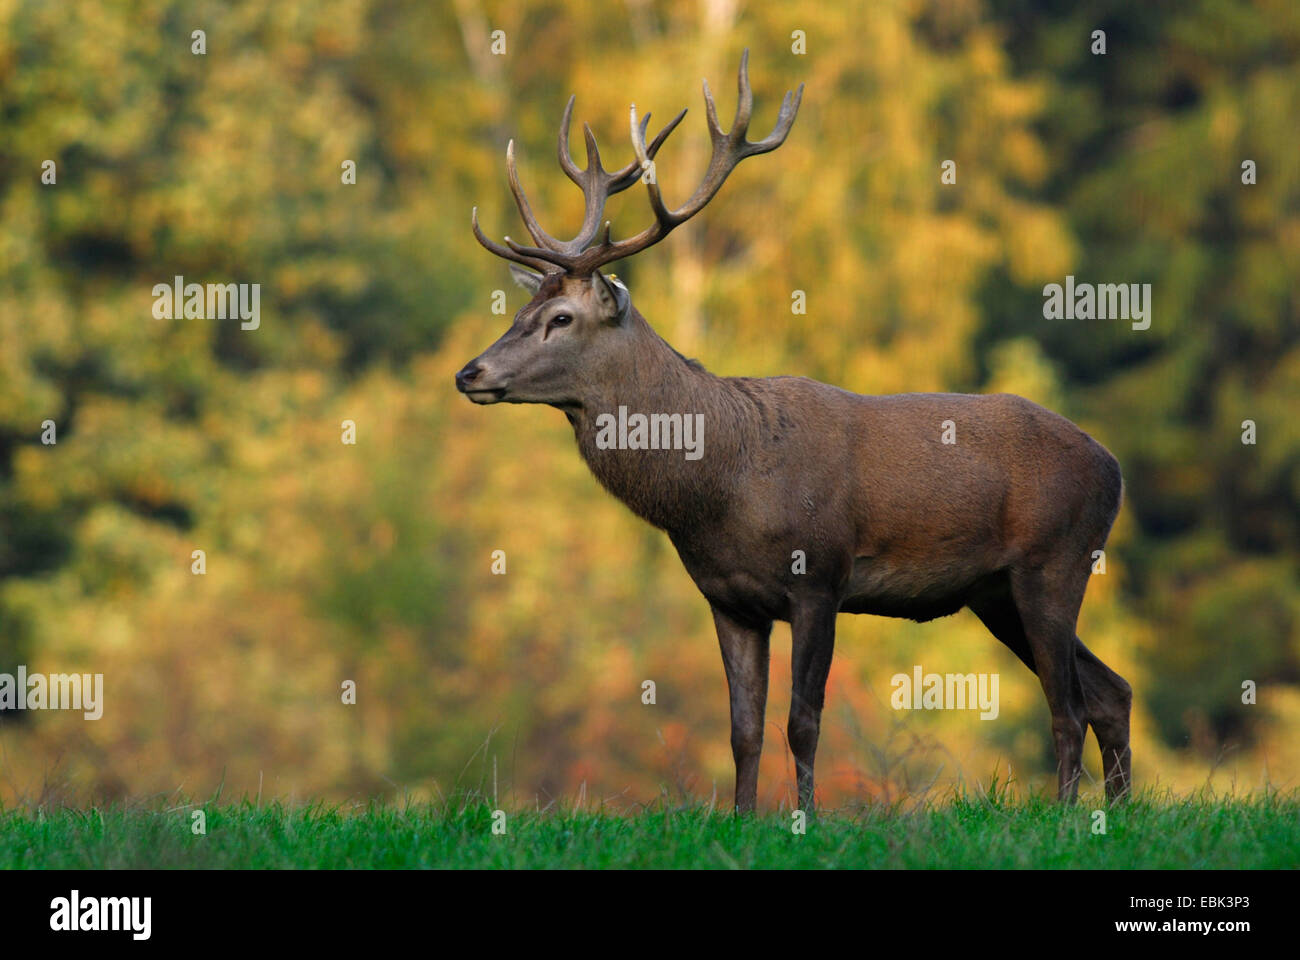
[
  {"left": 1006, "top": 563, "right": 1089, "bottom": 803},
  {"left": 968, "top": 572, "right": 1036, "bottom": 672},
  {"left": 711, "top": 606, "right": 773, "bottom": 814},
  {"left": 1075, "top": 637, "right": 1132, "bottom": 802},
  {"left": 787, "top": 596, "right": 838, "bottom": 812},
  {"left": 972, "top": 577, "right": 1133, "bottom": 803}
]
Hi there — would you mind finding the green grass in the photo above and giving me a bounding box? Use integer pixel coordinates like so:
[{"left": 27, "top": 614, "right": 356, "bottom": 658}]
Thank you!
[{"left": 2, "top": 786, "right": 1297, "bottom": 868}]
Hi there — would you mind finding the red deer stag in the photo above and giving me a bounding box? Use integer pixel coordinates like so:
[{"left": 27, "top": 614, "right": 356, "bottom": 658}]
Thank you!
[{"left": 456, "top": 51, "right": 1132, "bottom": 810}]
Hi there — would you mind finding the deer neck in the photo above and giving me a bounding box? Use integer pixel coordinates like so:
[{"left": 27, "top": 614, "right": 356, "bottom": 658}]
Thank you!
[{"left": 568, "top": 312, "right": 748, "bottom": 534}]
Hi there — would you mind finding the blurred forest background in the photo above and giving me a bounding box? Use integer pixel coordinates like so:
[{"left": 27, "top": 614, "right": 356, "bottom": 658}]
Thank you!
[{"left": 0, "top": 0, "right": 1296, "bottom": 808}]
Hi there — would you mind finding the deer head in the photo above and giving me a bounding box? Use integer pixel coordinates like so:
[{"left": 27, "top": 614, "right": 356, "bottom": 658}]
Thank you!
[{"left": 455, "top": 50, "right": 802, "bottom": 408}]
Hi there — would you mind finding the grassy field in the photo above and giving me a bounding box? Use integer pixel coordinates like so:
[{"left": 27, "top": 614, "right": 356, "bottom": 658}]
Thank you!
[{"left": 2, "top": 786, "right": 1297, "bottom": 869}]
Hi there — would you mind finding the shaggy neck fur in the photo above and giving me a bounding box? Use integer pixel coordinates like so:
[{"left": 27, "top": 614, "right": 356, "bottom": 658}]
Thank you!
[{"left": 567, "top": 307, "right": 764, "bottom": 534}]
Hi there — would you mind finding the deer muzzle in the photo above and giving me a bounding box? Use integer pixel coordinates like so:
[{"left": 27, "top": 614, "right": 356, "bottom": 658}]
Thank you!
[{"left": 454, "top": 360, "right": 508, "bottom": 404}]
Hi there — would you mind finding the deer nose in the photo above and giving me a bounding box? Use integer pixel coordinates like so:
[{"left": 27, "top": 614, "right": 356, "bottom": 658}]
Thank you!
[{"left": 455, "top": 361, "right": 483, "bottom": 393}]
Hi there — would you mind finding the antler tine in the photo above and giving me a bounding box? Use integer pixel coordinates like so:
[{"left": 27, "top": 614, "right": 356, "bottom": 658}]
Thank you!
[
  {"left": 629, "top": 102, "right": 677, "bottom": 231},
  {"left": 732, "top": 47, "right": 754, "bottom": 139},
  {"left": 557, "top": 96, "right": 583, "bottom": 185},
  {"left": 608, "top": 108, "right": 686, "bottom": 192},
  {"left": 701, "top": 78, "right": 724, "bottom": 143},
  {"left": 471, "top": 206, "right": 559, "bottom": 273},
  {"left": 741, "top": 83, "right": 804, "bottom": 156},
  {"left": 695, "top": 48, "right": 755, "bottom": 144},
  {"left": 580, "top": 122, "right": 607, "bottom": 178},
  {"left": 506, "top": 140, "right": 564, "bottom": 252}
]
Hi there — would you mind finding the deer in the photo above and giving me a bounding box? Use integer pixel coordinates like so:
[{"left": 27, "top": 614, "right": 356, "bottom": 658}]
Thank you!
[{"left": 456, "top": 51, "right": 1133, "bottom": 812}]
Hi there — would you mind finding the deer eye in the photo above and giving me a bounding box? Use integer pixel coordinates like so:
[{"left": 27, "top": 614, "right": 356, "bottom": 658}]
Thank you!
[{"left": 549, "top": 314, "right": 573, "bottom": 329}]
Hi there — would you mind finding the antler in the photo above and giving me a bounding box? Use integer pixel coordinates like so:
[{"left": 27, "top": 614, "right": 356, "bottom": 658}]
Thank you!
[
  {"left": 472, "top": 49, "right": 803, "bottom": 276},
  {"left": 472, "top": 96, "right": 686, "bottom": 273}
]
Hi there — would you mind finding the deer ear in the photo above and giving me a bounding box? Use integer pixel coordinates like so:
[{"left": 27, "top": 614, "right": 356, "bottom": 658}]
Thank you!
[
  {"left": 508, "top": 264, "right": 545, "bottom": 295},
  {"left": 591, "top": 271, "right": 631, "bottom": 324}
]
